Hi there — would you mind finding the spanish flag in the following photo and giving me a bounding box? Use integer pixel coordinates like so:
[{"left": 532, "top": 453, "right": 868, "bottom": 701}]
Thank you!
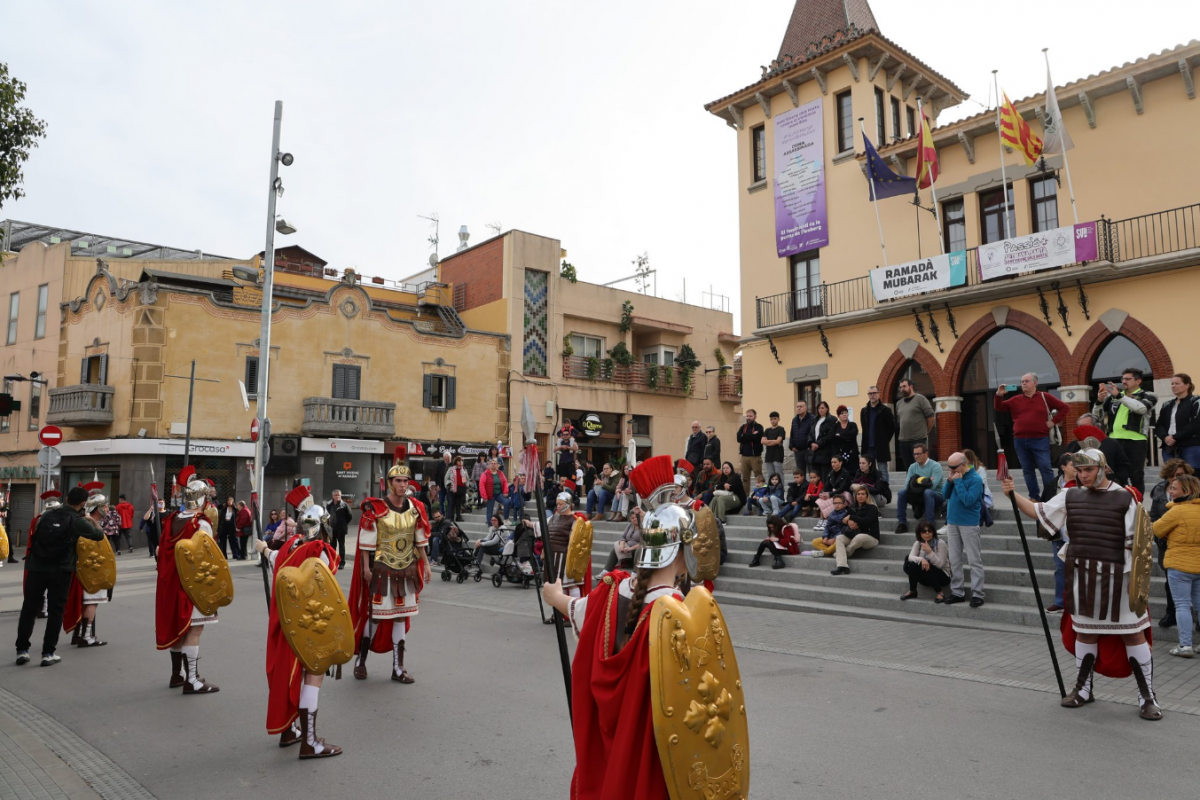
[
  {"left": 915, "top": 108, "right": 938, "bottom": 189},
  {"left": 999, "top": 92, "right": 1044, "bottom": 166}
]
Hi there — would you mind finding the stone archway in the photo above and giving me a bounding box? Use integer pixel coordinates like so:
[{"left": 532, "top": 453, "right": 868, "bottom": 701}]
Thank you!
[
  {"left": 944, "top": 306, "right": 1075, "bottom": 395},
  {"left": 876, "top": 339, "right": 948, "bottom": 404},
  {"left": 1068, "top": 309, "right": 1174, "bottom": 386}
]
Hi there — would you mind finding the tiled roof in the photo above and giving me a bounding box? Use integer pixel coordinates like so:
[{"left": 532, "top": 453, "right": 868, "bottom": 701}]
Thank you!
[{"left": 778, "top": 0, "right": 879, "bottom": 61}]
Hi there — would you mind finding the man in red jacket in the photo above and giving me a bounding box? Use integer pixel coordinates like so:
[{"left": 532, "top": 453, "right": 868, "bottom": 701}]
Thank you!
[
  {"left": 995, "top": 373, "right": 1070, "bottom": 500},
  {"left": 115, "top": 495, "right": 136, "bottom": 554}
]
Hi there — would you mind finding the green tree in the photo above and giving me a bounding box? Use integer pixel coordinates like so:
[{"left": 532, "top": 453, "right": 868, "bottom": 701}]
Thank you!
[{"left": 0, "top": 63, "right": 48, "bottom": 209}]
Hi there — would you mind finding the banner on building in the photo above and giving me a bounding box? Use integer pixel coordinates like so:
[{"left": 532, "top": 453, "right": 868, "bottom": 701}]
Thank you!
[
  {"left": 978, "top": 221, "right": 1098, "bottom": 281},
  {"left": 870, "top": 251, "right": 968, "bottom": 302},
  {"left": 774, "top": 99, "right": 828, "bottom": 257}
]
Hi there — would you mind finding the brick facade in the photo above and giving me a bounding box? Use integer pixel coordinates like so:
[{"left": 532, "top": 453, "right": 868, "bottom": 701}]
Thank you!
[{"left": 438, "top": 238, "right": 505, "bottom": 311}]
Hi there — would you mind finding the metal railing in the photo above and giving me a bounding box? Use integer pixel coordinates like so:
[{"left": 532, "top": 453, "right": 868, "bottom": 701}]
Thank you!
[
  {"left": 46, "top": 384, "right": 115, "bottom": 426},
  {"left": 753, "top": 203, "right": 1200, "bottom": 331},
  {"left": 561, "top": 355, "right": 693, "bottom": 395},
  {"left": 301, "top": 397, "right": 397, "bottom": 438}
]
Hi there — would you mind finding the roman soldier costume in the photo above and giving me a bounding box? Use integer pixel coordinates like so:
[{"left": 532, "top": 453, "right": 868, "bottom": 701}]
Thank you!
[
  {"left": 1033, "top": 446, "right": 1161, "bottom": 720},
  {"left": 555, "top": 455, "right": 749, "bottom": 799},
  {"left": 547, "top": 491, "right": 593, "bottom": 600},
  {"left": 263, "top": 485, "right": 348, "bottom": 759},
  {"left": 155, "top": 466, "right": 231, "bottom": 694},
  {"left": 63, "top": 482, "right": 116, "bottom": 648},
  {"left": 349, "top": 464, "right": 431, "bottom": 683}
]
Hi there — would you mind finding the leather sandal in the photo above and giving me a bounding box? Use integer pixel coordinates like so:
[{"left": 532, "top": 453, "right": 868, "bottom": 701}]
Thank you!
[
  {"left": 391, "top": 641, "right": 415, "bottom": 684},
  {"left": 279, "top": 722, "right": 302, "bottom": 748},
  {"left": 1061, "top": 653, "right": 1096, "bottom": 708},
  {"left": 169, "top": 651, "right": 185, "bottom": 688},
  {"left": 299, "top": 710, "right": 343, "bottom": 759}
]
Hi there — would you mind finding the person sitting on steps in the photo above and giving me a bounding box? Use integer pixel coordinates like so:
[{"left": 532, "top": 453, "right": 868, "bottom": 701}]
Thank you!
[
  {"left": 900, "top": 521, "right": 951, "bottom": 601},
  {"left": 830, "top": 484, "right": 881, "bottom": 575},
  {"left": 749, "top": 515, "right": 797, "bottom": 569},
  {"left": 808, "top": 494, "right": 849, "bottom": 558}
]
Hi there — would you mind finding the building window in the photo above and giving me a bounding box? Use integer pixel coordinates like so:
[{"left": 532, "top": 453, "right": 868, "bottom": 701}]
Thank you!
[
  {"left": 35, "top": 285, "right": 48, "bottom": 340},
  {"left": 1030, "top": 174, "right": 1059, "bottom": 233},
  {"left": 979, "top": 184, "right": 1016, "bottom": 244},
  {"left": 790, "top": 251, "right": 822, "bottom": 320},
  {"left": 422, "top": 374, "right": 457, "bottom": 411},
  {"left": 907, "top": 106, "right": 916, "bottom": 137},
  {"left": 6, "top": 292, "right": 17, "bottom": 345},
  {"left": 80, "top": 354, "right": 108, "bottom": 385},
  {"left": 331, "top": 364, "right": 361, "bottom": 400},
  {"left": 751, "top": 124, "right": 766, "bottom": 183},
  {"left": 641, "top": 346, "right": 676, "bottom": 367},
  {"left": 1, "top": 378, "right": 11, "bottom": 433},
  {"left": 890, "top": 97, "right": 901, "bottom": 142},
  {"left": 942, "top": 199, "right": 967, "bottom": 252},
  {"left": 244, "top": 356, "right": 259, "bottom": 398},
  {"left": 874, "top": 88, "right": 885, "bottom": 143},
  {"left": 28, "top": 382, "right": 41, "bottom": 430},
  {"left": 569, "top": 334, "right": 604, "bottom": 359},
  {"left": 835, "top": 91, "right": 853, "bottom": 153},
  {"left": 795, "top": 380, "right": 822, "bottom": 414},
  {"left": 630, "top": 414, "right": 650, "bottom": 436}
]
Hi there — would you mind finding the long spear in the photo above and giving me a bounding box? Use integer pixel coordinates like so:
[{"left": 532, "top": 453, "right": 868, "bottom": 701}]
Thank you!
[
  {"left": 149, "top": 464, "right": 162, "bottom": 561},
  {"left": 522, "top": 397, "right": 572, "bottom": 718},
  {"left": 249, "top": 467, "right": 271, "bottom": 609},
  {"left": 997, "top": 448, "right": 1065, "bottom": 697}
]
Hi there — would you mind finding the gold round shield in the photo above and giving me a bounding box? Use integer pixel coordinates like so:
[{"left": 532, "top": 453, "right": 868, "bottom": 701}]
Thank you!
[
  {"left": 175, "top": 531, "right": 234, "bottom": 616},
  {"left": 274, "top": 558, "right": 355, "bottom": 674},
  {"left": 76, "top": 534, "right": 116, "bottom": 593}
]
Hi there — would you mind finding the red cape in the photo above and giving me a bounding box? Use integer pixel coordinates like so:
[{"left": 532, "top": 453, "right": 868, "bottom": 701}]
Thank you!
[
  {"left": 155, "top": 511, "right": 201, "bottom": 650},
  {"left": 63, "top": 575, "right": 84, "bottom": 632},
  {"left": 571, "top": 570, "right": 668, "bottom": 800},
  {"left": 265, "top": 536, "right": 339, "bottom": 734},
  {"left": 1060, "top": 613, "right": 1152, "bottom": 679},
  {"left": 349, "top": 497, "right": 430, "bottom": 653}
]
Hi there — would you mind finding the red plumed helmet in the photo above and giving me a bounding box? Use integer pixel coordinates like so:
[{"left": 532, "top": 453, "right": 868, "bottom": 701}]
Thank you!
[
  {"left": 674, "top": 459, "right": 694, "bottom": 475},
  {"left": 80, "top": 481, "right": 105, "bottom": 494},
  {"left": 40, "top": 490, "right": 62, "bottom": 501},
  {"left": 285, "top": 485, "right": 313, "bottom": 512},
  {"left": 629, "top": 454, "right": 676, "bottom": 498},
  {"left": 177, "top": 466, "right": 196, "bottom": 486}
]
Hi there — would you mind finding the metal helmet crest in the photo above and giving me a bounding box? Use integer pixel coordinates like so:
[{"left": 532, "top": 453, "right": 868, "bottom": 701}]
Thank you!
[
  {"left": 178, "top": 467, "right": 208, "bottom": 511},
  {"left": 629, "top": 455, "right": 699, "bottom": 576}
]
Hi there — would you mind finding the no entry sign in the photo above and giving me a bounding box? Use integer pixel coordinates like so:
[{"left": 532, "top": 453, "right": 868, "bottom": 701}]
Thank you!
[
  {"left": 250, "top": 418, "right": 261, "bottom": 443},
  {"left": 39, "top": 425, "right": 63, "bottom": 447}
]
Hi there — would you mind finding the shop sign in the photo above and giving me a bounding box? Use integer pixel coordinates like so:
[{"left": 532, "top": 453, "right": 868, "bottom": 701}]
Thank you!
[
  {"left": 0, "top": 465, "right": 38, "bottom": 480},
  {"left": 581, "top": 413, "right": 603, "bottom": 438},
  {"left": 300, "top": 437, "right": 384, "bottom": 454},
  {"left": 56, "top": 438, "right": 255, "bottom": 458},
  {"left": 323, "top": 454, "right": 368, "bottom": 504},
  {"left": 870, "top": 250, "right": 967, "bottom": 301},
  {"left": 978, "top": 221, "right": 1098, "bottom": 281}
]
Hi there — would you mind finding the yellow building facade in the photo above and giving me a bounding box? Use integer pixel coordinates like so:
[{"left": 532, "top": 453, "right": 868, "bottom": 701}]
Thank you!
[{"left": 707, "top": 5, "right": 1199, "bottom": 465}]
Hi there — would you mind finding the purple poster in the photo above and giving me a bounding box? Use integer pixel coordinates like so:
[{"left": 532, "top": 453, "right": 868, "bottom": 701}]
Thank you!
[{"left": 773, "top": 98, "right": 828, "bottom": 257}]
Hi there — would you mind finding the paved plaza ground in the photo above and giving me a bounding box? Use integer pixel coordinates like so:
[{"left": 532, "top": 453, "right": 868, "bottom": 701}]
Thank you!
[{"left": 0, "top": 550, "right": 1197, "bottom": 799}]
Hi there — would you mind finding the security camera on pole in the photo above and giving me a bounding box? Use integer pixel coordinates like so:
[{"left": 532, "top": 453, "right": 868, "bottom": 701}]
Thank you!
[{"left": 252, "top": 100, "right": 296, "bottom": 562}]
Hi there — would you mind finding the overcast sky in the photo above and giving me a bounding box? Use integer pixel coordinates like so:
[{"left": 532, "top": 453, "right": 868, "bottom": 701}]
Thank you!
[{"left": 3, "top": 1, "right": 1191, "bottom": 333}]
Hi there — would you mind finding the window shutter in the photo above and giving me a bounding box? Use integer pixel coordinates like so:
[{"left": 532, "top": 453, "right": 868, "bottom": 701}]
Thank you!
[
  {"left": 333, "top": 364, "right": 346, "bottom": 399},
  {"left": 98, "top": 354, "right": 108, "bottom": 386},
  {"left": 347, "top": 366, "right": 361, "bottom": 400},
  {"left": 422, "top": 375, "right": 433, "bottom": 409},
  {"left": 245, "top": 356, "right": 259, "bottom": 397},
  {"left": 80, "top": 358, "right": 89, "bottom": 384},
  {"left": 446, "top": 376, "right": 457, "bottom": 410}
]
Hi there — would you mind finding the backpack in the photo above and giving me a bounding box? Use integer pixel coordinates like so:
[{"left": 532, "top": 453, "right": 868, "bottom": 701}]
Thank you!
[{"left": 31, "top": 507, "right": 77, "bottom": 563}]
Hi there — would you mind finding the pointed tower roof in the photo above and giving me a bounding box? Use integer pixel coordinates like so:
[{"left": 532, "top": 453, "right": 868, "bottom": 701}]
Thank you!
[{"left": 777, "top": 0, "right": 879, "bottom": 60}]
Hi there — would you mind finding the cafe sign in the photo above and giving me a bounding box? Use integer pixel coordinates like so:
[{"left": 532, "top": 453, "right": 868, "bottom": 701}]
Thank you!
[{"left": 581, "top": 413, "right": 603, "bottom": 438}]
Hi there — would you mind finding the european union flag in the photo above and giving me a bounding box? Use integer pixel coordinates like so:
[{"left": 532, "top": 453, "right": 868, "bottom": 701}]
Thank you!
[{"left": 864, "top": 134, "right": 916, "bottom": 201}]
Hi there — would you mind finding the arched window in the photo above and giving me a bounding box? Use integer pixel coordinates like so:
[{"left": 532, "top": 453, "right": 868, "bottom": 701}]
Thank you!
[
  {"left": 893, "top": 359, "right": 935, "bottom": 400},
  {"left": 1090, "top": 335, "right": 1152, "bottom": 390},
  {"left": 960, "top": 329, "right": 1061, "bottom": 468}
]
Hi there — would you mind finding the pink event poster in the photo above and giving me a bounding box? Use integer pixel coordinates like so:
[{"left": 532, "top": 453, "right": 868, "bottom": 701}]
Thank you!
[{"left": 773, "top": 98, "right": 828, "bottom": 257}]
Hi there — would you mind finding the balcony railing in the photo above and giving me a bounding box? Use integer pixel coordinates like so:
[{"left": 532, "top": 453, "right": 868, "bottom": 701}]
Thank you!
[
  {"left": 718, "top": 373, "right": 741, "bottom": 402},
  {"left": 754, "top": 203, "right": 1200, "bottom": 331},
  {"left": 46, "top": 384, "right": 115, "bottom": 427},
  {"left": 562, "top": 355, "right": 693, "bottom": 395},
  {"left": 301, "top": 397, "right": 397, "bottom": 439}
]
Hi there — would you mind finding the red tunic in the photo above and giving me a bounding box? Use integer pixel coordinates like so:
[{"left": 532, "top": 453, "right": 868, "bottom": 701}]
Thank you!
[
  {"left": 265, "top": 536, "right": 339, "bottom": 734},
  {"left": 349, "top": 497, "right": 430, "bottom": 653},
  {"left": 155, "top": 511, "right": 202, "bottom": 650},
  {"left": 570, "top": 571, "right": 669, "bottom": 800},
  {"left": 63, "top": 576, "right": 84, "bottom": 632}
]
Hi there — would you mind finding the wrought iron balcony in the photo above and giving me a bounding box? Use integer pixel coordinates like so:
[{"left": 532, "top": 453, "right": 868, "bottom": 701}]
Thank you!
[
  {"left": 301, "top": 397, "right": 396, "bottom": 439},
  {"left": 46, "top": 384, "right": 115, "bottom": 427},
  {"left": 561, "top": 355, "right": 693, "bottom": 396}
]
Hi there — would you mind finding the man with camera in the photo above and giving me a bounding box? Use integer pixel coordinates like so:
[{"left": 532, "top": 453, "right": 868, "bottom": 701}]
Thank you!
[{"left": 1095, "top": 368, "right": 1156, "bottom": 495}]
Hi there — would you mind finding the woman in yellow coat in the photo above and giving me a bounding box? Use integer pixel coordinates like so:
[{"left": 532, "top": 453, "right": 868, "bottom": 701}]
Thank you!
[{"left": 1153, "top": 473, "right": 1200, "bottom": 658}]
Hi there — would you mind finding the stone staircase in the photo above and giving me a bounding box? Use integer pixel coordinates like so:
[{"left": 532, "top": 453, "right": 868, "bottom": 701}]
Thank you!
[{"left": 446, "top": 468, "right": 1182, "bottom": 641}]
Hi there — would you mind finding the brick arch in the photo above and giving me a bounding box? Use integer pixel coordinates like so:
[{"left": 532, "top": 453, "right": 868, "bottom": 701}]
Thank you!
[
  {"left": 876, "top": 344, "right": 949, "bottom": 404},
  {"left": 1068, "top": 313, "right": 1175, "bottom": 386},
  {"left": 944, "top": 308, "right": 1075, "bottom": 395}
]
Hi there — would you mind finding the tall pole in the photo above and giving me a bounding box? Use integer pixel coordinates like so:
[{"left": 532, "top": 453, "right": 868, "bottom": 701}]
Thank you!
[
  {"left": 183, "top": 360, "right": 196, "bottom": 467},
  {"left": 992, "top": 70, "right": 1013, "bottom": 240},
  {"left": 917, "top": 97, "right": 945, "bottom": 255},
  {"left": 859, "top": 119, "right": 889, "bottom": 267},
  {"left": 254, "top": 101, "right": 283, "bottom": 533},
  {"left": 1043, "top": 49, "right": 1080, "bottom": 225}
]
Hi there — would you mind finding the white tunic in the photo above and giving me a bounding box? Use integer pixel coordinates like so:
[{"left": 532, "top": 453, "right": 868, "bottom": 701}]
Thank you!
[
  {"left": 1036, "top": 482, "right": 1148, "bottom": 635},
  {"left": 567, "top": 576, "right": 684, "bottom": 639}
]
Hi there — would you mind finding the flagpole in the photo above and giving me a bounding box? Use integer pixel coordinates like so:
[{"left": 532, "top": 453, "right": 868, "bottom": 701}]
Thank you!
[
  {"left": 992, "top": 70, "right": 1013, "bottom": 239},
  {"left": 860, "top": 119, "right": 889, "bottom": 267},
  {"left": 1043, "top": 49, "right": 1079, "bottom": 225},
  {"left": 917, "top": 97, "right": 945, "bottom": 255}
]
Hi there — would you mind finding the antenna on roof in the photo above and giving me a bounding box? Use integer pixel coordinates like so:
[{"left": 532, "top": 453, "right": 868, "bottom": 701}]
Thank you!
[
  {"left": 418, "top": 212, "right": 439, "bottom": 260},
  {"left": 486, "top": 221, "right": 501, "bottom": 237}
]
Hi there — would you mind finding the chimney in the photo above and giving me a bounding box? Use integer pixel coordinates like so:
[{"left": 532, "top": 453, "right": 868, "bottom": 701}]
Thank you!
[{"left": 457, "top": 225, "right": 470, "bottom": 252}]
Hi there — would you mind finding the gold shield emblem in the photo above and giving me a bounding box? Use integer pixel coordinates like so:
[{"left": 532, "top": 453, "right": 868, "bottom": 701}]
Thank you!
[
  {"left": 274, "top": 558, "right": 355, "bottom": 674},
  {"left": 691, "top": 506, "right": 722, "bottom": 582},
  {"left": 564, "top": 516, "right": 594, "bottom": 584},
  {"left": 649, "top": 587, "right": 749, "bottom": 800},
  {"left": 0, "top": 522, "right": 9, "bottom": 561},
  {"left": 1129, "top": 503, "right": 1154, "bottom": 617},
  {"left": 76, "top": 533, "right": 116, "bottom": 593},
  {"left": 175, "top": 531, "right": 234, "bottom": 616}
]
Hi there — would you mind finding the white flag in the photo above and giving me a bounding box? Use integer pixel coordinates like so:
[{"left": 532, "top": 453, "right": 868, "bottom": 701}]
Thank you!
[{"left": 1041, "top": 66, "right": 1074, "bottom": 155}]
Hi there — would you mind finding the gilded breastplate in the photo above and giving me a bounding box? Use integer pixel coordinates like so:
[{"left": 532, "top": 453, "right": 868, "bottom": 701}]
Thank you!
[{"left": 375, "top": 504, "right": 419, "bottom": 571}]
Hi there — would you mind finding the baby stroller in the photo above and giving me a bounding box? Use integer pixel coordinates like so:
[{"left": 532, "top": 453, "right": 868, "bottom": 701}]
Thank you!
[
  {"left": 489, "top": 537, "right": 537, "bottom": 589},
  {"left": 440, "top": 529, "right": 482, "bottom": 584}
]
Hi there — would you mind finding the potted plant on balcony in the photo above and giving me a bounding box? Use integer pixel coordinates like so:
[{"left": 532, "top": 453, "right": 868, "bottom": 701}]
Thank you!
[
  {"left": 676, "top": 343, "right": 702, "bottom": 395},
  {"left": 619, "top": 300, "right": 634, "bottom": 333},
  {"left": 647, "top": 364, "right": 659, "bottom": 390},
  {"left": 562, "top": 335, "right": 574, "bottom": 357},
  {"left": 586, "top": 356, "right": 600, "bottom": 381}
]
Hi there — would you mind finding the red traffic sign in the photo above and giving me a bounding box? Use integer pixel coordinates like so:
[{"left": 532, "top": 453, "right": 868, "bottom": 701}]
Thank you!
[
  {"left": 250, "top": 418, "right": 260, "bottom": 443},
  {"left": 39, "top": 425, "right": 63, "bottom": 447}
]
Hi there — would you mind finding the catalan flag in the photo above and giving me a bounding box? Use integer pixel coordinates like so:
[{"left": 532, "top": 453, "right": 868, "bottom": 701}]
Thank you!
[
  {"left": 999, "top": 92, "right": 1043, "bottom": 166},
  {"left": 915, "top": 108, "right": 938, "bottom": 189}
]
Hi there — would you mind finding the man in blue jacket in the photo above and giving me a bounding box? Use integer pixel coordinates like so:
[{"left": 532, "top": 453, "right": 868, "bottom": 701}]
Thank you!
[{"left": 942, "top": 452, "right": 986, "bottom": 608}]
